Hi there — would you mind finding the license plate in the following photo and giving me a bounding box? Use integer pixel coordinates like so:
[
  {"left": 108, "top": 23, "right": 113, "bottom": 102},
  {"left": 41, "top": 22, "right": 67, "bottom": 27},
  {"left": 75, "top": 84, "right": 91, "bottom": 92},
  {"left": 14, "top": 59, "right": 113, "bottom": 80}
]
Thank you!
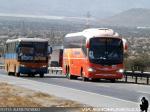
[{"left": 96, "top": 74, "right": 113, "bottom": 76}]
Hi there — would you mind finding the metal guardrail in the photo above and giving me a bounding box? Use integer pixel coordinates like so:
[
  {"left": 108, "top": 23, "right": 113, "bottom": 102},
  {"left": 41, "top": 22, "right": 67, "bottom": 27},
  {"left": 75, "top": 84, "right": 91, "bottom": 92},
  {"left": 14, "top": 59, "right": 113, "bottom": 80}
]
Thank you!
[
  {"left": 124, "top": 71, "right": 150, "bottom": 85},
  {"left": 47, "top": 68, "right": 150, "bottom": 84},
  {"left": 48, "top": 67, "right": 62, "bottom": 74}
]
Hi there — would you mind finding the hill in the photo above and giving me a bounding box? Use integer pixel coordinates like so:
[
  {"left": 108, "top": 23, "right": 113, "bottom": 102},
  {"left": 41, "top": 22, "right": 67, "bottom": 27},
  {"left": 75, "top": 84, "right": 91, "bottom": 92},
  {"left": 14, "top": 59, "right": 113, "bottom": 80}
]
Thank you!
[{"left": 101, "top": 8, "right": 150, "bottom": 27}]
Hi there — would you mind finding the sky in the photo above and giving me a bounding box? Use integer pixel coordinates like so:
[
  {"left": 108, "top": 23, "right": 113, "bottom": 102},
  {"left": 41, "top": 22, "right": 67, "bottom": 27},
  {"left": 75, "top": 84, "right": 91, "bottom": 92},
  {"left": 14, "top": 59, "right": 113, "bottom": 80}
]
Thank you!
[{"left": 0, "top": 0, "right": 149, "bottom": 18}]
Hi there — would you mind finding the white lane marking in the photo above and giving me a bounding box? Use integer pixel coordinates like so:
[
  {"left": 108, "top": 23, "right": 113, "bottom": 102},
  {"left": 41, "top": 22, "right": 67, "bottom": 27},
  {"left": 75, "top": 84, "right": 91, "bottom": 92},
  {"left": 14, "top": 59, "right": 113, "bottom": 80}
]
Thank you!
[{"left": 0, "top": 74, "right": 139, "bottom": 105}]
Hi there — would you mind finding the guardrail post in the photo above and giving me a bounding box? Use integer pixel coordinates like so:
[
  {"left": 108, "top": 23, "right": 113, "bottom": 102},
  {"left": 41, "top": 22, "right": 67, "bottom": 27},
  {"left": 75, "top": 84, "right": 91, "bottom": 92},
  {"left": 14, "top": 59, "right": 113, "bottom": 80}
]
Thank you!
[
  {"left": 132, "top": 68, "right": 134, "bottom": 79},
  {"left": 125, "top": 75, "right": 127, "bottom": 82},
  {"left": 135, "top": 76, "right": 138, "bottom": 84},
  {"left": 140, "top": 74, "right": 142, "bottom": 80},
  {"left": 147, "top": 77, "right": 149, "bottom": 85}
]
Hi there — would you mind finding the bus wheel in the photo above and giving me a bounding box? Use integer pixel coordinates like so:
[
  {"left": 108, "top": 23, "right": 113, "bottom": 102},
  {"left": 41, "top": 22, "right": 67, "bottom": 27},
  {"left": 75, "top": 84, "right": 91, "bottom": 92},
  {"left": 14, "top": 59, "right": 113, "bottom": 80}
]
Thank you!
[
  {"left": 82, "top": 77, "right": 88, "bottom": 81},
  {"left": 72, "top": 75, "right": 78, "bottom": 80},
  {"left": 28, "top": 74, "right": 31, "bottom": 77},
  {"left": 68, "top": 74, "right": 77, "bottom": 80},
  {"left": 110, "top": 79, "right": 116, "bottom": 83},
  {"left": 67, "top": 74, "right": 72, "bottom": 79},
  {"left": 67, "top": 71, "right": 73, "bottom": 79},
  {"left": 81, "top": 69, "right": 88, "bottom": 81},
  {"left": 8, "top": 72, "right": 11, "bottom": 76},
  {"left": 92, "top": 78, "right": 99, "bottom": 82},
  {"left": 66, "top": 67, "right": 77, "bottom": 80},
  {"left": 40, "top": 74, "right": 44, "bottom": 78},
  {"left": 16, "top": 73, "right": 20, "bottom": 77},
  {"left": 32, "top": 74, "right": 35, "bottom": 77},
  {"left": 66, "top": 66, "right": 71, "bottom": 79},
  {"left": 65, "top": 66, "right": 68, "bottom": 77},
  {"left": 65, "top": 66, "right": 68, "bottom": 74}
]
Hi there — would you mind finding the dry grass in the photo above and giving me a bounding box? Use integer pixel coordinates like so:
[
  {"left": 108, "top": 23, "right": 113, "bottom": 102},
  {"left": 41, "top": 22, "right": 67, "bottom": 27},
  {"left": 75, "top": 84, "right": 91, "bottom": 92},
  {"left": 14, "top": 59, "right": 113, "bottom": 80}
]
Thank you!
[{"left": 0, "top": 82, "right": 84, "bottom": 108}]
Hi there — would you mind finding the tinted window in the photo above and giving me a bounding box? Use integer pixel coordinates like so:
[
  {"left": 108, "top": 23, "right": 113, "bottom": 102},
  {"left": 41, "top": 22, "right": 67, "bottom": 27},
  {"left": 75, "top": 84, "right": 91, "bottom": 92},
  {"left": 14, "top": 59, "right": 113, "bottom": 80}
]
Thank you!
[{"left": 89, "top": 38, "right": 123, "bottom": 65}]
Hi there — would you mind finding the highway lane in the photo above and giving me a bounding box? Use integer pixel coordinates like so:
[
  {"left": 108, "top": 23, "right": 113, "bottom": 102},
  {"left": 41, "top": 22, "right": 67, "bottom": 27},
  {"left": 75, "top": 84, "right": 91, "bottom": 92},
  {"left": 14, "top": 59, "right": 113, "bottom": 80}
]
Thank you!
[{"left": 1, "top": 69, "right": 150, "bottom": 104}]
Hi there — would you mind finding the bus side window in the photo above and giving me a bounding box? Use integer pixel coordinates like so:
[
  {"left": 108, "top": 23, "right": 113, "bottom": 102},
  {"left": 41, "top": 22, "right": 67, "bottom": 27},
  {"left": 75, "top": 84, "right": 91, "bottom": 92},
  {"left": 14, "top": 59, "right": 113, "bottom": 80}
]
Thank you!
[{"left": 82, "top": 37, "right": 87, "bottom": 56}]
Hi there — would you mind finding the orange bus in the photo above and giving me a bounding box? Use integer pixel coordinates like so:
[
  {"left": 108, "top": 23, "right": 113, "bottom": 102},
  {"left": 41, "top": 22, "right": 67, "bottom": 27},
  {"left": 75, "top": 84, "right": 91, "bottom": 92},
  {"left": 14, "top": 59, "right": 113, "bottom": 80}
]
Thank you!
[
  {"left": 4, "top": 38, "right": 52, "bottom": 77},
  {"left": 63, "top": 28, "right": 128, "bottom": 82}
]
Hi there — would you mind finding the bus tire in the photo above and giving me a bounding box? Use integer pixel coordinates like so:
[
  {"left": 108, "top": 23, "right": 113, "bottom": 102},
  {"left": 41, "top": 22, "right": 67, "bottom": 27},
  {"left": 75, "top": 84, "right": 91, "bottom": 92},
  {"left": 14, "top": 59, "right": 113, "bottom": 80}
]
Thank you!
[
  {"left": 66, "top": 66, "right": 69, "bottom": 78},
  {"left": 68, "top": 74, "right": 73, "bottom": 79},
  {"left": 81, "top": 68, "right": 88, "bottom": 81},
  {"left": 65, "top": 65, "right": 68, "bottom": 77},
  {"left": 29, "top": 74, "right": 35, "bottom": 77},
  {"left": 8, "top": 72, "right": 11, "bottom": 76},
  {"left": 72, "top": 75, "right": 78, "bottom": 80},
  {"left": 16, "top": 73, "right": 20, "bottom": 77},
  {"left": 68, "top": 74, "right": 77, "bottom": 80},
  {"left": 82, "top": 77, "right": 88, "bottom": 81},
  {"left": 92, "top": 78, "right": 100, "bottom": 82},
  {"left": 67, "top": 66, "right": 73, "bottom": 79},
  {"left": 110, "top": 79, "right": 116, "bottom": 83},
  {"left": 28, "top": 74, "right": 31, "bottom": 77},
  {"left": 66, "top": 66, "right": 77, "bottom": 80},
  {"left": 32, "top": 74, "right": 35, "bottom": 77},
  {"left": 40, "top": 73, "right": 44, "bottom": 78}
]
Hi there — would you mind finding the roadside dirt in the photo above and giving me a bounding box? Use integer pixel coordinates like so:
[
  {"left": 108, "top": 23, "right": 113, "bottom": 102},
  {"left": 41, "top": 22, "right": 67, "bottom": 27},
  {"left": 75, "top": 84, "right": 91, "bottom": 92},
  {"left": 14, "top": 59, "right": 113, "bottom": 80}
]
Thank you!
[{"left": 0, "top": 82, "right": 85, "bottom": 108}]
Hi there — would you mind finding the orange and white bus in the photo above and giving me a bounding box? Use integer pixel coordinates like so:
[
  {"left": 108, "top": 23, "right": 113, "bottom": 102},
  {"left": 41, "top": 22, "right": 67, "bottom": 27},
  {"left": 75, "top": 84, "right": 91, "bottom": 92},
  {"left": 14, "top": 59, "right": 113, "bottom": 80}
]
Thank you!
[
  {"left": 4, "top": 38, "right": 52, "bottom": 77},
  {"left": 63, "top": 28, "right": 128, "bottom": 82}
]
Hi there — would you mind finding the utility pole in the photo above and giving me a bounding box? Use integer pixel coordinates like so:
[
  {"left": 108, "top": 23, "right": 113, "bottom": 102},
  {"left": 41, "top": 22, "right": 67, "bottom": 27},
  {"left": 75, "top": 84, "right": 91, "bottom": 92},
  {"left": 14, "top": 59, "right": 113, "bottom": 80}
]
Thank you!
[{"left": 85, "top": 11, "right": 91, "bottom": 28}]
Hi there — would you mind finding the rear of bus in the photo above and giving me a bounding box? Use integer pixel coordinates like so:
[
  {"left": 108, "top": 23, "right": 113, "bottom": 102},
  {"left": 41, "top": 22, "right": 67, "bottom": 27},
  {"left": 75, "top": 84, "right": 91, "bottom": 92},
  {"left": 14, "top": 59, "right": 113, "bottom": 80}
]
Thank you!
[{"left": 5, "top": 38, "right": 50, "bottom": 77}]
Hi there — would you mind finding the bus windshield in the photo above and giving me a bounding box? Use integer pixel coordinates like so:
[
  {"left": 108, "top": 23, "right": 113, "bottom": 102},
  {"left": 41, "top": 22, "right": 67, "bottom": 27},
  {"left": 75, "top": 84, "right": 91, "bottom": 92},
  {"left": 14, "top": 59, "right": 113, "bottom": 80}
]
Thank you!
[
  {"left": 89, "top": 38, "right": 123, "bottom": 65},
  {"left": 18, "top": 42, "right": 48, "bottom": 61}
]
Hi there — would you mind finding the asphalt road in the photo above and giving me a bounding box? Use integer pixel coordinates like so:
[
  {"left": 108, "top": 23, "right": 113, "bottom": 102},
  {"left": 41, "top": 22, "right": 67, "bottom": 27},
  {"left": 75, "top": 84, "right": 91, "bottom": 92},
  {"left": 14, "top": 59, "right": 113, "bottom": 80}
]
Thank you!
[{"left": 1, "top": 70, "right": 150, "bottom": 105}]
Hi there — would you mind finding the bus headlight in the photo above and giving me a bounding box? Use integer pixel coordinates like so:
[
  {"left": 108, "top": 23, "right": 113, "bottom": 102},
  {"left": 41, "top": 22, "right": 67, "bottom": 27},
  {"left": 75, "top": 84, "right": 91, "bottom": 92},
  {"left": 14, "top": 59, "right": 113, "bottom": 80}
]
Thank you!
[
  {"left": 117, "top": 69, "right": 124, "bottom": 73},
  {"left": 88, "top": 68, "right": 96, "bottom": 72}
]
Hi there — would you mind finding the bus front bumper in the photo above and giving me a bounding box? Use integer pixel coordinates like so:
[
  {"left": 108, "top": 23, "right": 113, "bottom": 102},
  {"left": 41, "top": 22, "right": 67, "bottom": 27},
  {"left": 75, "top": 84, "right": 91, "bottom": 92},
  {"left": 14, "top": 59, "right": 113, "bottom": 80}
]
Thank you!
[
  {"left": 87, "top": 72, "right": 124, "bottom": 79},
  {"left": 18, "top": 66, "right": 48, "bottom": 74}
]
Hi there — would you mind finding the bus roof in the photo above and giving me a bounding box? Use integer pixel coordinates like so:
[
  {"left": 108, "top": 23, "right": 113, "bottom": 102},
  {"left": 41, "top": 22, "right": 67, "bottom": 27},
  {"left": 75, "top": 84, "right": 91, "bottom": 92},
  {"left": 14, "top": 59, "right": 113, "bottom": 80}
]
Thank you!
[
  {"left": 6, "top": 38, "right": 48, "bottom": 43},
  {"left": 65, "top": 28, "right": 120, "bottom": 39}
]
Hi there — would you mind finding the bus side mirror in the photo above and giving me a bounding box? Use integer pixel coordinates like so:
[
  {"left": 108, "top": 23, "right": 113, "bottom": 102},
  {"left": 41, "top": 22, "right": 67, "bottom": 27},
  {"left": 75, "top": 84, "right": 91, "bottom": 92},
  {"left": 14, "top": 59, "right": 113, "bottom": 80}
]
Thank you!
[
  {"left": 122, "top": 38, "right": 128, "bottom": 53},
  {"left": 86, "top": 41, "right": 90, "bottom": 48},
  {"left": 48, "top": 46, "right": 52, "bottom": 54},
  {"left": 16, "top": 47, "right": 19, "bottom": 53}
]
